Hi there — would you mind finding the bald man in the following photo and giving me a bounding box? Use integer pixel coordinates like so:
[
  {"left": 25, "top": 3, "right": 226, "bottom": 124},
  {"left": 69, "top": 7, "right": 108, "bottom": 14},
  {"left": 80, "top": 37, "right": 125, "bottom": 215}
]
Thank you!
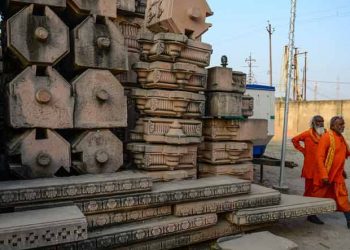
[{"left": 292, "top": 115, "right": 325, "bottom": 224}]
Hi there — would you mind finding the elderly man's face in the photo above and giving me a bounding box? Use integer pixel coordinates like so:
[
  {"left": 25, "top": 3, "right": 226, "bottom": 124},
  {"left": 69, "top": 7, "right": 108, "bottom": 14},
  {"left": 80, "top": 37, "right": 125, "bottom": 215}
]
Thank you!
[
  {"left": 333, "top": 118, "right": 345, "bottom": 134},
  {"left": 314, "top": 117, "right": 324, "bottom": 128}
]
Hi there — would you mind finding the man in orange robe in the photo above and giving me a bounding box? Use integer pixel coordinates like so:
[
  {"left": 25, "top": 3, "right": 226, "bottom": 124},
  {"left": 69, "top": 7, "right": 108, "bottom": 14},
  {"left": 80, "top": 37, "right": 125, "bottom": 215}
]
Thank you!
[
  {"left": 314, "top": 116, "right": 350, "bottom": 228},
  {"left": 292, "top": 115, "right": 325, "bottom": 224}
]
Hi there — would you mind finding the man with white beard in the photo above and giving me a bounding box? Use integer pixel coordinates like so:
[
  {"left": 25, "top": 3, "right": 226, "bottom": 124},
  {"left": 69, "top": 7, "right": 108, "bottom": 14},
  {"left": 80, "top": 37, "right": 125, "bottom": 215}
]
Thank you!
[{"left": 292, "top": 115, "right": 325, "bottom": 224}]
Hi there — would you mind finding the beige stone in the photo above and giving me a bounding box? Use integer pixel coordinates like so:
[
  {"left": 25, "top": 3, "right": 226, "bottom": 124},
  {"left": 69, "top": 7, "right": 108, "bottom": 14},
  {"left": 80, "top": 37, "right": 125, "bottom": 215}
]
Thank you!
[
  {"left": 198, "top": 162, "right": 254, "bottom": 181},
  {"left": 76, "top": 176, "right": 251, "bottom": 214},
  {"left": 174, "top": 184, "right": 280, "bottom": 217},
  {"left": 133, "top": 61, "right": 207, "bottom": 91},
  {"left": 207, "top": 67, "right": 246, "bottom": 93},
  {"left": 67, "top": 0, "right": 118, "bottom": 19},
  {"left": 0, "top": 206, "right": 87, "bottom": 250},
  {"left": 73, "top": 69, "right": 127, "bottom": 128},
  {"left": 242, "top": 95, "right": 254, "bottom": 117},
  {"left": 116, "top": 52, "right": 140, "bottom": 86},
  {"left": 116, "top": 16, "right": 144, "bottom": 53},
  {"left": 198, "top": 141, "right": 253, "bottom": 165},
  {"left": 145, "top": 0, "right": 212, "bottom": 39},
  {"left": 137, "top": 169, "right": 197, "bottom": 182},
  {"left": 7, "top": 4, "right": 69, "bottom": 66},
  {"left": 130, "top": 117, "right": 202, "bottom": 144},
  {"left": 135, "top": 0, "right": 146, "bottom": 14},
  {"left": 138, "top": 32, "right": 212, "bottom": 67},
  {"left": 8, "top": 129, "right": 70, "bottom": 178},
  {"left": 131, "top": 88, "right": 205, "bottom": 118},
  {"left": 0, "top": 171, "right": 152, "bottom": 206},
  {"left": 226, "top": 194, "right": 337, "bottom": 226},
  {"left": 206, "top": 92, "right": 242, "bottom": 118},
  {"left": 86, "top": 206, "right": 172, "bottom": 229},
  {"left": 203, "top": 119, "right": 268, "bottom": 142},
  {"left": 117, "top": 0, "right": 136, "bottom": 13},
  {"left": 71, "top": 130, "right": 123, "bottom": 174},
  {"left": 73, "top": 15, "right": 128, "bottom": 72},
  {"left": 8, "top": 66, "right": 74, "bottom": 129},
  {"left": 3, "top": 0, "right": 66, "bottom": 10}
]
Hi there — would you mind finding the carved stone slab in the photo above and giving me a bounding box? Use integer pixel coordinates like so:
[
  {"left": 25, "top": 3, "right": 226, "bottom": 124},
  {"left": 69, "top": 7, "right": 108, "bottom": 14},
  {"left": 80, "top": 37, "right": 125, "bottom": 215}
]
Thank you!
[
  {"left": 127, "top": 143, "right": 198, "bottom": 170},
  {"left": 226, "top": 194, "right": 337, "bottom": 226},
  {"left": 117, "top": 220, "right": 239, "bottom": 250},
  {"left": 7, "top": 4, "right": 69, "bottom": 66},
  {"left": 138, "top": 32, "right": 212, "bottom": 67},
  {"left": 8, "top": 66, "right": 74, "bottom": 129},
  {"left": 174, "top": 184, "right": 280, "bottom": 217},
  {"left": 75, "top": 176, "right": 251, "bottom": 214},
  {"left": 135, "top": 0, "right": 146, "bottom": 14},
  {"left": 117, "top": 0, "right": 136, "bottom": 13},
  {"left": 133, "top": 61, "right": 207, "bottom": 91},
  {"left": 216, "top": 231, "right": 298, "bottom": 250},
  {"left": 198, "top": 162, "right": 254, "bottom": 181},
  {"left": 73, "top": 69, "right": 127, "bottom": 128},
  {"left": 242, "top": 95, "right": 254, "bottom": 118},
  {"left": 67, "top": 0, "right": 118, "bottom": 19},
  {"left": 86, "top": 206, "right": 172, "bottom": 229},
  {"left": 0, "top": 171, "right": 152, "bottom": 206},
  {"left": 116, "top": 16, "right": 143, "bottom": 53},
  {"left": 198, "top": 141, "right": 253, "bottom": 165},
  {"left": 130, "top": 117, "right": 202, "bottom": 144},
  {"left": 138, "top": 169, "right": 197, "bottom": 182},
  {"left": 206, "top": 92, "right": 242, "bottom": 118},
  {"left": 0, "top": 206, "right": 87, "bottom": 250},
  {"left": 71, "top": 130, "right": 123, "bottom": 174},
  {"left": 207, "top": 67, "right": 246, "bottom": 93},
  {"left": 203, "top": 119, "right": 268, "bottom": 142},
  {"left": 145, "top": 0, "right": 212, "bottom": 39},
  {"left": 8, "top": 129, "right": 70, "bottom": 178},
  {"left": 131, "top": 88, "right": 205, "bottom": 118},
  {"left": 73, "top": 16, "right": 128, "bottom": 72}
]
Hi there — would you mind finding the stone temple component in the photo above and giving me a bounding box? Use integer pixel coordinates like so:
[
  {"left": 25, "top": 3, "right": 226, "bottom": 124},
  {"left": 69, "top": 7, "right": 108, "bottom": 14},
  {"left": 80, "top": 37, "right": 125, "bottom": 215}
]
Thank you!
[{"left": 67, "top": 0, "right": 118, "bottom": 19}]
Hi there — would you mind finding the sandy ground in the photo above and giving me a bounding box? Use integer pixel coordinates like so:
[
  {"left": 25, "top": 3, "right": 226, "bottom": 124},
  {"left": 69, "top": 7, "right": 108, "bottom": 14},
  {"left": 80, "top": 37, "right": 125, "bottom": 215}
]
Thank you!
[{"left": 253, "top": 141, "right": 350, "bottom": 250}]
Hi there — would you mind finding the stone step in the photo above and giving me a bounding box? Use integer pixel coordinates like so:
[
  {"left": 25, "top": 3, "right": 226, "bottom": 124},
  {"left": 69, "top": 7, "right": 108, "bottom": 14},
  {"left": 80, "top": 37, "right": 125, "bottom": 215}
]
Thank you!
[
  {"left": 174, "top": 184, "right": 281, "bottom": 216},
  {"left": 137, "top": 169, "right": 197, "bottom": 182},
  {"left": 60, "top": 214, "right": 218, "bottom": 249},
  {"left": 0, "top": 171, "right": 152, "bottom": 207},
  {"left": 226, "top": 194, "right": 337, "bottom": 226},
  {"left": 75, "top": 176, "right": 251, "bottom": 214},
  {"left": 198, "top": 162, "right": 253, "bottom": 181},
  {"left": 0, "top": 206, "right": 87, "bottom": 250}
]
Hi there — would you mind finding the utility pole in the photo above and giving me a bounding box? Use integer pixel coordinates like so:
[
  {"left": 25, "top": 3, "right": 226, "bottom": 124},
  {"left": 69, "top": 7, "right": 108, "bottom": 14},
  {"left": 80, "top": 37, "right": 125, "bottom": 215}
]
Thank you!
[
  {"left": 314, "top": 81, "right": 318, "bottom": 100},
  {"left": 293, "top": 47, "right": 298, "bottom": 101},
  {"left": 275, "top": 0, "right": 297, "bottom": 192},
  {"left": 294, "top": 50, "right": 307, "bottom": 100},
  {"left": 336, "top": 76, "right": 340, "bottom": 100},
  {"left": 245, "top": 53, "right": 257, "bottom": 84},
  {"left": 266, "top": 21, "right": 275, "bottom": 86}
]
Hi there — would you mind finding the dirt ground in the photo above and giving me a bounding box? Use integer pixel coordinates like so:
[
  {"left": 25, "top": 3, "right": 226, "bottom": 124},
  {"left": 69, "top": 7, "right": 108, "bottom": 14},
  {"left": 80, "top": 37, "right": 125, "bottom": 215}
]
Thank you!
[{"left": 253, "top": 141, "right": 350, "bottom": 250}]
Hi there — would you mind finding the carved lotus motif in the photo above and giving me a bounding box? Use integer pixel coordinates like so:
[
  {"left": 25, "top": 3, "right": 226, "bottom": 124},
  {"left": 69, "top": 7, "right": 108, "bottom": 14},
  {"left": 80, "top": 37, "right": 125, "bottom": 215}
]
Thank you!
[
  {"left": 66, "top": 186, "right": 78, "bottom": 196},
  {"left": 87, "top": 201, "right": 99, "bottom": 212},
  {"left": 135, "top": 230, "right": 146, "bottom": 239}
]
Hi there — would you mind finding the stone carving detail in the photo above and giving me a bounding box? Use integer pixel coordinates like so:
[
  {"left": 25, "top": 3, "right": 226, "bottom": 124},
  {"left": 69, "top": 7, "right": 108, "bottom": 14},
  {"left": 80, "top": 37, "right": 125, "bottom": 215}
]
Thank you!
[
  {"left": 75, "top": 177, "right": 251, "bottom": 214},
  {"left": 138, "top": 33, "right": 212, "bottom": 67},
  {"left": 174, "top": 184, "right": 281, "bottom": 216},
  {"left": 117, "top": 0, "right": 136, "bottom": 13},
  {"left": 127, "top": 143, "right": 198, "bottom": 170},
  {"left": 226, "top": 195, "right": 337, "bottom": 225},
  {"left": 67, "top": 0, "right": 118, "bottom": 18},
  {"left": 207, "top": 67, "right": 246, "bottom": 93},
  {"left": 145, "top": 0, "right": 213, "bottom": 39},
  {"left": 131, "top": 88, "right": 205, "bottom": 118},
  {"left": 133, "top": 61, "right": 207, "bottom": 91},
  {"left": 117, "top": 18, "right": 143, "bottom": 53},
  {"left": 86, "top": 206, "right": 172, "bottom": 229},
  {"left": 0, "top": 171, "right": 152, "bottom": 206},
  {"left": 7, "top": 4, "right": 69, "bottom": 66},
  {"left": 242, "top": 95, "right": 254, "bottom": 117},
  {"left": 206, "top": 92, "right": 243, "bottom": 118},
  {"left": 71, "top": 130, "right": 123, "bottom": 174},
  {"left": 130, "top": 117, "right": 203, "bottom": 144},
  {"left": 135, "top": 0, "right": 146, "bottom": 14},
  {"left": 73, "top": 69, "right": 127, "bottom": 128},
  {"left": 138, "top": 169, "right": 197, "bottom": 182},
  {"left": 198, "top": 141, "right": 253, "bottom": 164},
  {"left": 73, "top": 16, "right": 128, "bottom": 72},
  {"left": 8, "top": 66, "right": 74, "bottom": 129},
  {"left": 8, "top": 129, "right": 71, "bottom": 178},
  {"left": 198, "top": 163, "right": 254, "bottom": 181},
  {"left": 0, "top": 206, "right": 87, "bottom": 250}
]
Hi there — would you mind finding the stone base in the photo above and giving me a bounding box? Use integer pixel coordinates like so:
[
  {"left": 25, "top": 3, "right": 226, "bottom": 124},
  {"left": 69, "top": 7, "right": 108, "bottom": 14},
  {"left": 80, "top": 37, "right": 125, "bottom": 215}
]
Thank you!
[
  {"left": 174, "top": 184, "right": 281, "bottom": 216},
  {"left": 226, "top": 194, "right": 337, "bottom": 226},
  {"left": 198, "top": 162, "right": 254, "bottom": 181},
  {"left": 137, "top": 169, "right": 197, "bottom": 182},
  {"left": 0, "top": 206, "right": 87, "bottom": 250}
]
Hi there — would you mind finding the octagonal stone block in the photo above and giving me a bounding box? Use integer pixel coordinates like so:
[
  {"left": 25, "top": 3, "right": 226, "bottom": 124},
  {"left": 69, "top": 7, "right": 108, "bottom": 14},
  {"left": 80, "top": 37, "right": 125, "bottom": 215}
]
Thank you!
[
  {"left": 8, "top": 129, "right": 70, "bottom": 178},
  {"left": 145, "top": 0, "right": 213, "bottom": 39},
  {"left": 67, "top": 0, "right": 118, "bottom": 19},
  {"left": 8, "top": 66, "right": 74, "bottom": 129},
  {"left": 73, "top": 69, "right": 127, "bottom": 128},
  {"left": 72, "top": 130, "right": 123, "bottom": 174},
  {"left": 7, "top": 4, "right": 69, "bottom": 66},
  {"left": 73, "top": 15, "right": 128, "bottom": 72}
]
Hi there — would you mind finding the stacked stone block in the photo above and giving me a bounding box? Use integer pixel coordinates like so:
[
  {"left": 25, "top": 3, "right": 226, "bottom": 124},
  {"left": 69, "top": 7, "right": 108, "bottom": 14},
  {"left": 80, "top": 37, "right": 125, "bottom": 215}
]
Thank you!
[{"left": 199, "top": 66, "right": 255, "bottom": 180}]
